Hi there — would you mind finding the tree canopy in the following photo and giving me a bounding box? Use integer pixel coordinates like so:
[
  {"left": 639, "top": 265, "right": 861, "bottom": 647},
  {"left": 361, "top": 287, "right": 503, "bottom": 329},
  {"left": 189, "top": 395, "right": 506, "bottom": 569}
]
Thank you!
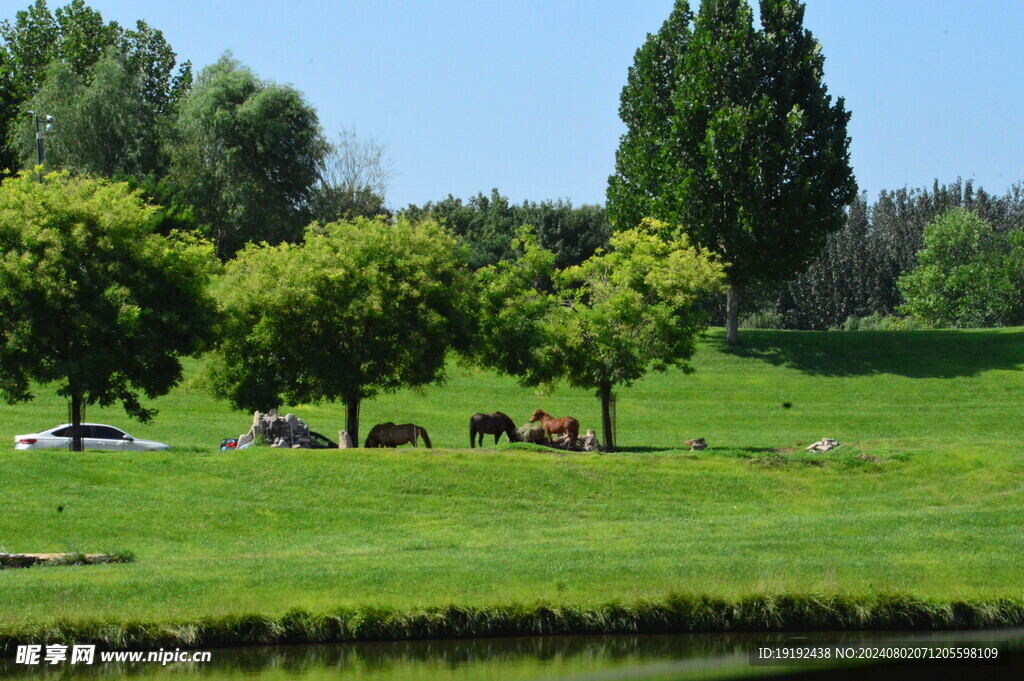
[
  {"left": 0, "top": 0, "right": 190, "bottom": 175},
  {"left": 167, "top": 55, "right": 327, "bottom": 258},
  {"left": 0, "top": 170, "right": 218, "bottom": 449},
  {"left": 475, "top": 221, "right": 725, "bottom": 450},
  {"left": 207, "top": 217, "right": 477, "bottom": 445},
  {"left": 607, "top": 0, "right": 856, "bottom": 344},
  {"left": 18, "top": 49, "right": 160, "bottom": 176}
]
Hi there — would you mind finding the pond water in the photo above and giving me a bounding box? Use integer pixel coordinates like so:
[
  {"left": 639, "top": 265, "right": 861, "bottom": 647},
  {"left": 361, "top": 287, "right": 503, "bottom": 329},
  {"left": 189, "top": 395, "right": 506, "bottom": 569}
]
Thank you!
[{"left": 2, "top": 629, "right": 1022, "bottom": 680}]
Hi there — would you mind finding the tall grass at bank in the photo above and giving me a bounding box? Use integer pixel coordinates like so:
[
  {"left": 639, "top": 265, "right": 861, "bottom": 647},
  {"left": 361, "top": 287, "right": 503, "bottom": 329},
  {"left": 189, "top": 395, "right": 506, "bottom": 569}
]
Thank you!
[{"left": 2, "top": 594, "right": 1023, "bottom": 657}]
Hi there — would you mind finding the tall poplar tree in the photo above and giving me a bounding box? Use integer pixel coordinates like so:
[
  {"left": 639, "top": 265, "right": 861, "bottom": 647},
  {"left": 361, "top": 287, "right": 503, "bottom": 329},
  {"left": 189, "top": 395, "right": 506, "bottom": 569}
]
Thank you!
[{"left": 608, "top": 0, "right": 856, "bottom": 344}]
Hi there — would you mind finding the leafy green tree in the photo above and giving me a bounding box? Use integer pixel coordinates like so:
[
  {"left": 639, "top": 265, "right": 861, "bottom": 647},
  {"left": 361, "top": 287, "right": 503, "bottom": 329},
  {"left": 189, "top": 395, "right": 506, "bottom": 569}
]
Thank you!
[
  {"left": 898, "top": 208, "right": 1024, "bottom": 328},
  {"left": 0, "top": 0, "right": 189, "bottom": 175},
  {"left": 552, "top": 224, "right": 725, "bottom": 450},
  {"left": 18, "top": 50, "right": 160, "bottom": 176},
  {"left": 168, "top": 55, "right": 327, "bottom": 257},
  {"left": 118, "top": 19, "right": 192, "bottom": 118},
  {"left": 0, "top": 170, "right": 218, "bottom": 451},
  {"left": 207, "top": 217, "right": 477, "bottom": 445},
  {"left": 476, "top": 221, "right": 724, "bottom": 451},
  {"left": 608, "top": 0, "right": 856, "bottom": 345}
]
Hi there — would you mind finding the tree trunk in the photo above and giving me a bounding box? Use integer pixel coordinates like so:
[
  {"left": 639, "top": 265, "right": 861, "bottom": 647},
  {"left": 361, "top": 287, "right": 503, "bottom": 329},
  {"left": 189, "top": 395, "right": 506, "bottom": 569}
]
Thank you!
[
  {"left": 345, "top": 396, "right": 360, "bottom": 447},
  {"left": 600, "top": 383, "right": 615, "bottom": 453},
  {"left": 70, "top": 391, "right": 84, "bottom": 452},
  {"left": 726, "top": 282, "right": 740, "bottom": 346}
]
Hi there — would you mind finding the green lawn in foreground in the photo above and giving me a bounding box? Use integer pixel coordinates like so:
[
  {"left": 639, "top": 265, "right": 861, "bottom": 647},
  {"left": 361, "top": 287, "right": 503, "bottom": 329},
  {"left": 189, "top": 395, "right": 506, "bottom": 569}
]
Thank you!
[{"left": 0, "top": 328, "right": 1022, "bottom": 626}]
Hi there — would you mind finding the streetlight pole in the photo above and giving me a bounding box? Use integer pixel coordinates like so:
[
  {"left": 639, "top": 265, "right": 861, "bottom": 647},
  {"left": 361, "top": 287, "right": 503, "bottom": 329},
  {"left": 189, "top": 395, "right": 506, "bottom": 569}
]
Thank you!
[{"left": 28, "top": 110, "right": 54, "bottom": 166}]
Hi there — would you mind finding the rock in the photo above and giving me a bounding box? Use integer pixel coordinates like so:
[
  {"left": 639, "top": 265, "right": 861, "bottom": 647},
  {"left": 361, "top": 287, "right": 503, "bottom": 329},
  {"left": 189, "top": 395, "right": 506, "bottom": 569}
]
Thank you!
[
  {"left": 338, "top": 431, "right": 355, "bottom": 448},
  {"left": 236, "top": 427, "right": 255, "bottom": 449},
  {"left": 551, "top": 433, "right": 575, "bottom": 449},
  {"left": 686, "top": 437, "right": 708, "bottom": 451},
  {"left": 549, "top": 430, "right": 601, "bottom": 452},
  {"left": 805, "top": 437, "right": 840, "bottom": 452}
]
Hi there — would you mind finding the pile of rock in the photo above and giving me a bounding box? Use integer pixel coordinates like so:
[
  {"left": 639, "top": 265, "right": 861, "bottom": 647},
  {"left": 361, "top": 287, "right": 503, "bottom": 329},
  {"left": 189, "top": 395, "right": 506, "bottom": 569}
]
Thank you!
[
  {"left": 237, "top": 410, "right": 317, "bottom": 449},
  {"left": 515, "top": 424, "right": 602, "bottom": 452},
  {"left": 551, "top": 429, "right": 602, "bottom": 452}
]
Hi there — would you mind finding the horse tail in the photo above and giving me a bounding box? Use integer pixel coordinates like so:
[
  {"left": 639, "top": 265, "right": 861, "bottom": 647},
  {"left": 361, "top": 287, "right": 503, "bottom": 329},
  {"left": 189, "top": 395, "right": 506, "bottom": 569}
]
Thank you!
[
  {"left": 419, "top": 427, "right": 432, "bottom": 449},
  {"left": 469, "top": 420, "right": 475, "bottom": 448}
]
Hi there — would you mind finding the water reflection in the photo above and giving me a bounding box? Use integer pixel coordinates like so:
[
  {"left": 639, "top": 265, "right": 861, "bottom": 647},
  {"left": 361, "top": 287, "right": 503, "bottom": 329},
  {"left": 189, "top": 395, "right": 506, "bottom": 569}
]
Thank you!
[{"left": 3, "top": 630, "right": 1022, "bottom": 680}]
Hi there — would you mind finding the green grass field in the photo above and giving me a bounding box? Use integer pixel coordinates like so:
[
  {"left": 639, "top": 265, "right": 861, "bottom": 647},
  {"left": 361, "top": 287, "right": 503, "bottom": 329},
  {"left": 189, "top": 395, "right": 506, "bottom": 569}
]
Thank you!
[{"left": 0, "top": 328, "right": 1022, "bottom": 641}]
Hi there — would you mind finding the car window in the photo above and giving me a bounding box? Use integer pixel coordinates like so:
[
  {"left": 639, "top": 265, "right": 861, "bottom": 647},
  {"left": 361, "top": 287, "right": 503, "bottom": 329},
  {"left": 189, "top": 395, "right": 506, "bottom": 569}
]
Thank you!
[
  {"left": 54, "top": 426, "right": 92, "bottom": 437},
  {"left": 92, "top": 426, "right": 125, "bottom": 439}
]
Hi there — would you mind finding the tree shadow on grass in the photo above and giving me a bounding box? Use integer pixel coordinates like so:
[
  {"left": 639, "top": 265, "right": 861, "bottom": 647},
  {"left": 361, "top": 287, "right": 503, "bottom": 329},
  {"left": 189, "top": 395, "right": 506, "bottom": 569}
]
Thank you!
[{"left": 723, "top": 328, "right": 1024, "bottom": 378}]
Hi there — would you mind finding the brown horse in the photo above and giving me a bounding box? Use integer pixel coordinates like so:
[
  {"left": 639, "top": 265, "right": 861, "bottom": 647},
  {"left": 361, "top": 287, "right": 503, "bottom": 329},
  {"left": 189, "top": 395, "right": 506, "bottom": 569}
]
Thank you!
[
  {"left": 469, "top": 411, "right": 517, "bottom": 447},
  {"left": 529, "top": 409, "right": 579, "bottom": 446},
  {"left": 364, "top": 423, "right": 432, "bottom": 448}
]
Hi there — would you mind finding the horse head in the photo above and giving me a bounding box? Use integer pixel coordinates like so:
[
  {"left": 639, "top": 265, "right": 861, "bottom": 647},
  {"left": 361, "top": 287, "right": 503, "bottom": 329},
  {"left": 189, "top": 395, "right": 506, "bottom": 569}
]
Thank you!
[{"left": 530, "top": 409, "right": 549, "bottom": 423}]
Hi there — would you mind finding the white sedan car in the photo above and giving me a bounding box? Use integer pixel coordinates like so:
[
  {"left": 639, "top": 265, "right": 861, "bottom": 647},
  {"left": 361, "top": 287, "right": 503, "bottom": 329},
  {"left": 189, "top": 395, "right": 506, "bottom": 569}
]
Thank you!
[{"left": 14, "top": 423, "right": 171, "bottom": 452}]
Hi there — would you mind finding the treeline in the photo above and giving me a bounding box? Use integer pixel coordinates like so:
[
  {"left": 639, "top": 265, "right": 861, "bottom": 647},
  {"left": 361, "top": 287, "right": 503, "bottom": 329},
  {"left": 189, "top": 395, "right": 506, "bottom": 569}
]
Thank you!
[
  {"left": 402, "top": 189, "right": 612, "bottom": 270},
  {"left": 768, "top": 180, "right": 1024, "bottom": 330},
  {"left": 412, "top": 180, "right": 1024, "bottom": 332}
]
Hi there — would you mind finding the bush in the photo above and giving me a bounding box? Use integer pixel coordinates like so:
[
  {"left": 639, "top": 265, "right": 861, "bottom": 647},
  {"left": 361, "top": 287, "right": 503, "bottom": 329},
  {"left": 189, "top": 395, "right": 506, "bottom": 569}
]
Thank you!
[
  {"left": 740, "top": 307, "right": 783, "bottom": 329},
  {"left": 898, "top": 209, "right": 1024, "bottom": 328},
  {"left": 838, "top": 314, "right": 922, "bottom": 332}
]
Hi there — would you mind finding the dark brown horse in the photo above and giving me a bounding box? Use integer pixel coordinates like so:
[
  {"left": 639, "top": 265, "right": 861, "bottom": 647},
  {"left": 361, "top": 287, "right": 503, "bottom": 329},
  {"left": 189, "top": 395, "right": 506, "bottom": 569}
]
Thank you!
[
  {"left": 470, "top": 411, "right": 516, "bottom": 447},
  {"left": 364, "top": 422, "right": 432, "bottom": 448},
  {"left": 529, "top": 409, "right": 579, "bottom": 445}
]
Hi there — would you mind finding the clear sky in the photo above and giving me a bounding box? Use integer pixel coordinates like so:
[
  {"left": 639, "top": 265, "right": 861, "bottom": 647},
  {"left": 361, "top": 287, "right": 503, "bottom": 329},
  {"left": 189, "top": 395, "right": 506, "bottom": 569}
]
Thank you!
[{"left": 4, "top": 0, "right": 1022, "bottom": 209}]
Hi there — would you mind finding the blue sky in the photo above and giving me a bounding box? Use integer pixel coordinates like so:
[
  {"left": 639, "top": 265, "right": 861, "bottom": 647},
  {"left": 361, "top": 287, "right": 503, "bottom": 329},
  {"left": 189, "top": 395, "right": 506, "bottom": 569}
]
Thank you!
[{"left": 4, "top": 0, "right": 1022, "bottom": 209}]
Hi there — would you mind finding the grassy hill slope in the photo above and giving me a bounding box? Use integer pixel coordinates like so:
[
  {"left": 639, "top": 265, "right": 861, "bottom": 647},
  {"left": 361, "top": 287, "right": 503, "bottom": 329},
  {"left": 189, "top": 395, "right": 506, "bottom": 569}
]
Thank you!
[{"left": 0, "top": 328, "right": 1022, "bottom": 637}]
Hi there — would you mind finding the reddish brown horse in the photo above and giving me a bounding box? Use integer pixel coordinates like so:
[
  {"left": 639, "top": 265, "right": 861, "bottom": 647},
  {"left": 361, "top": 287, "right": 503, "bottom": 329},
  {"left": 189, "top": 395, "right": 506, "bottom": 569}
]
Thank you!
[{"left": 529, "top": 409, "right": 579, "bottom": 445}]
